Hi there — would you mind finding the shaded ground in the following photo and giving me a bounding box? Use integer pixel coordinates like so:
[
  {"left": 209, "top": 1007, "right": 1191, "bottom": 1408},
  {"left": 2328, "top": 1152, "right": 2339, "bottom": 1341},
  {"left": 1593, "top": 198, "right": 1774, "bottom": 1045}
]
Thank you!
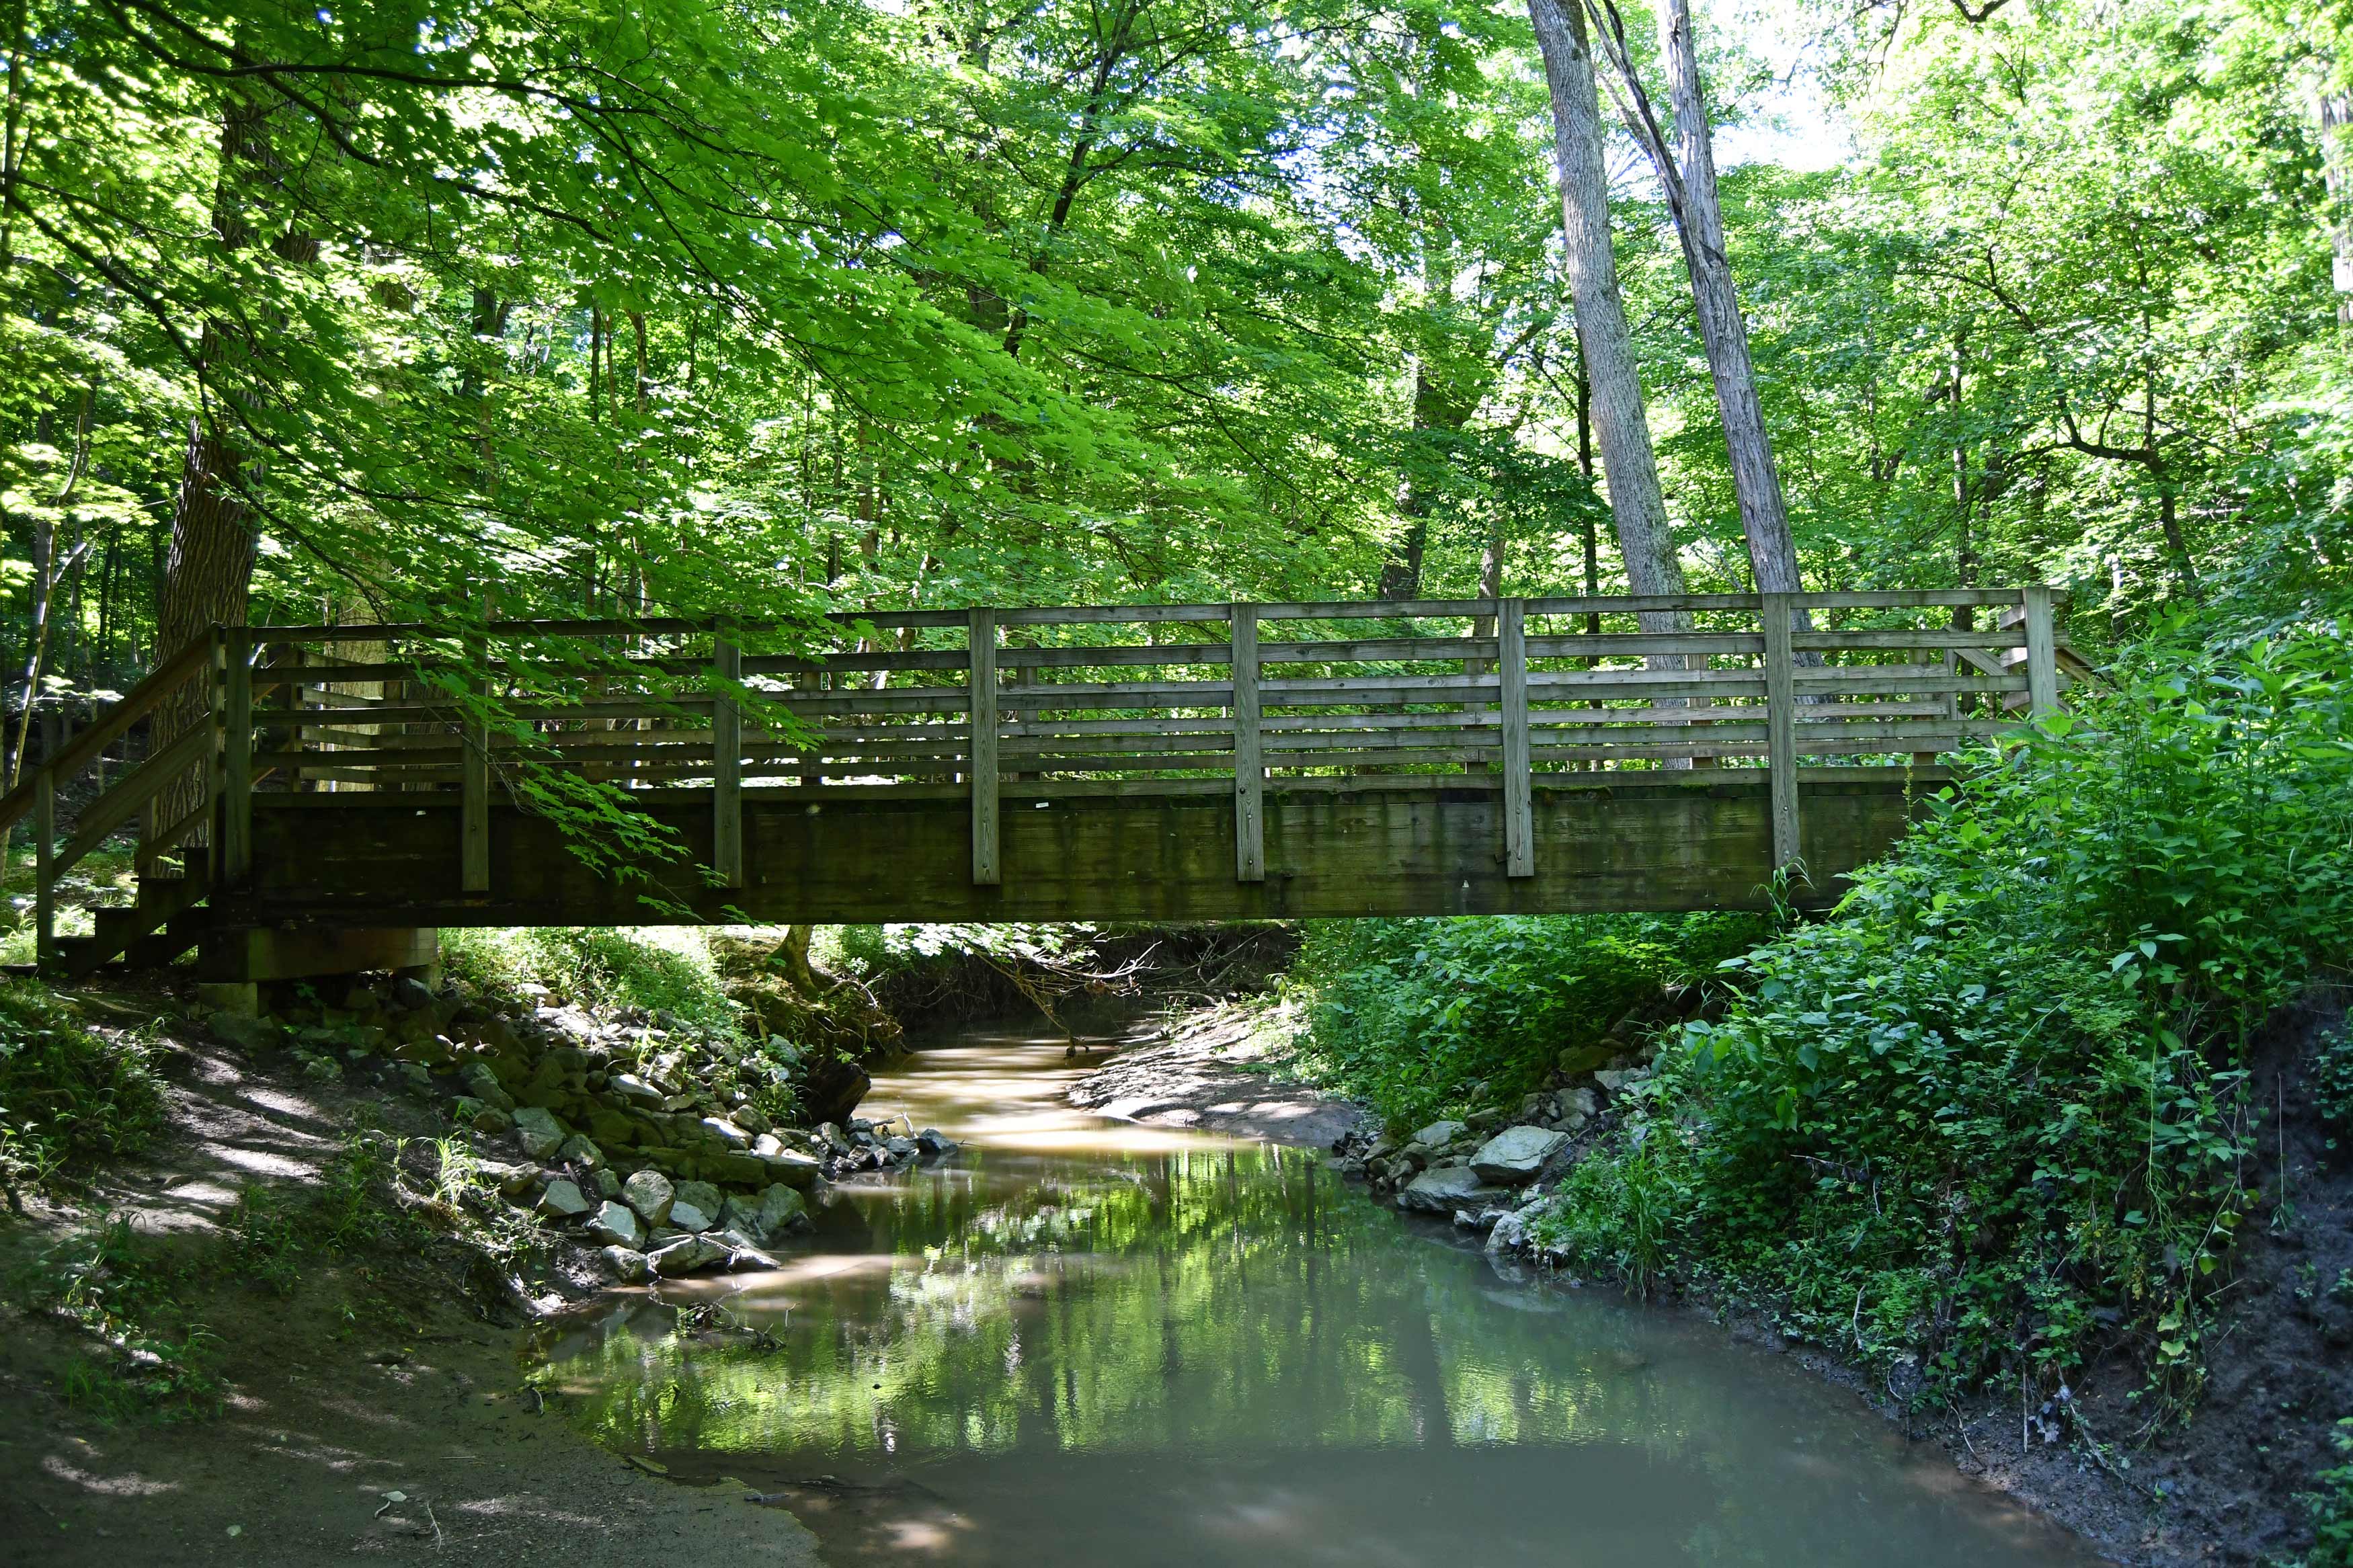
[
  {"left": 1067, "top": 1001, "right": 1367, "bottom": 1148},
  {"left": 0, "top": 981, "right": 822, "bottom": 1567}
]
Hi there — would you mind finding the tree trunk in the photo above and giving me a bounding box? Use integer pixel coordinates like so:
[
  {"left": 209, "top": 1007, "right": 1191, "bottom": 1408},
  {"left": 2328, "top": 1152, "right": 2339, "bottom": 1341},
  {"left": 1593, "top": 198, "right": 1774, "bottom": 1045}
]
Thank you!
[
  {"left": 1654, "top": 0, "right": 1804, "bottom": 604},
  {"left": 152, "top": 91, "right": 292, "bottom": 851},
  {"left": 1525, "top": 0, "right": 1686, "bottom": 622},
  {"left": 2323, "top": 92, "right": 2353, "bottom": 328}
]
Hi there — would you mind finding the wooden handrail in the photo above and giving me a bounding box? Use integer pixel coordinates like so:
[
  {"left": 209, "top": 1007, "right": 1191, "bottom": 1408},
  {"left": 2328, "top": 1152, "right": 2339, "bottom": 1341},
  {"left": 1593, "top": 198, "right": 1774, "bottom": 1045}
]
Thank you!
[{"left": 0, "top": 632, "right": 216, "bottom": 837}]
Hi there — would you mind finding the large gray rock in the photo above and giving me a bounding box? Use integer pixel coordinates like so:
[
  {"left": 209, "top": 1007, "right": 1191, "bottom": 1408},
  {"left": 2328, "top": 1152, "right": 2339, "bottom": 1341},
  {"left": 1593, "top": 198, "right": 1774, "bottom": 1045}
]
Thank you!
[
  {"left": 621, "top": 1169, "right": 675, "bottom": 1227},
  {"left": 512, "top": 1106, "right": 568, "bottom": 1161},
  {"left": 587, "top": 1200, "right": 645, "bottom": 1250},
  {"left": 914, "top": 1128, "right": 958, "bottom": 1159},
  {"left": 600, "top": 1245, "right": 652, "bottom": 1284},
  {"left": 697, "top": 1116, "right": 752, "bottom": 1151},
  {"left": 758, "top": 1150, "right": 824, "bottom": 1190},
  {"left": 1397, "top": 1165, "right": 1509, "bottom": 1214},
  {"left": 668, "top": 1198, "right": 717, "bottom": 1233},
  {"left": 556, "top": 1133, "right": 605, "bottom": 1169},
  {"left": 716, "top": 1230, "right": 781, "bottom": 1272},
  {"left": 647, "top": 1233, "right": 729, "bottom": 1277},
  {"left": 534, "top": 1178, "right": 592, "bottom": 1220},
  {"left": 461, "top": 1061, "right": 516, "bottom": 1112},
  {"left": 1471, "top": 1126, "right": 1571, "bottom": 1184},
  {"left": 751, "top": 1183, "right": 808, "bottom": 1237},
  {"left": 673, "top": 1179, "right": 723, "bottom": 1220},
  {"left": 1485, "top": 1209, "right": 1530, "bottom": 1255},
  {"left": 210, "top": 1012, "right": 279, "bottom": 1052},
  {"left": 1410, "top": 1118, "right": 1467, "bottom": 1149}
]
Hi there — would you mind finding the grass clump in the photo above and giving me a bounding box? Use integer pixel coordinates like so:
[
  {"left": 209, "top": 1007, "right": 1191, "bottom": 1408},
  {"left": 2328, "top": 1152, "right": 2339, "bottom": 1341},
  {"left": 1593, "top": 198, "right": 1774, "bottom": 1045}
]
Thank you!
[
  {"left": 1530, "top": 628, "right": 2353, "bottom": 1411},
  {"left": 13, "top": 1216, "right": 223, "bottom": 1422},
  {"left": 1283, "top": 913, "right": 1766, "bottom": 1132},
  {"left": 0, "top": 980, "right": 165, "bottom": 1195}
]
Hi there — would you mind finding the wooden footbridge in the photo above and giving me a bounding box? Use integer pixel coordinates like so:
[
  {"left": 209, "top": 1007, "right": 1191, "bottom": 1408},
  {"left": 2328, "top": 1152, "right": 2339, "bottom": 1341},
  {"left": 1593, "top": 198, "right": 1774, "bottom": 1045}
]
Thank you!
[{"left": 3, "top": 589, "right": 2071, "bottom": 985}]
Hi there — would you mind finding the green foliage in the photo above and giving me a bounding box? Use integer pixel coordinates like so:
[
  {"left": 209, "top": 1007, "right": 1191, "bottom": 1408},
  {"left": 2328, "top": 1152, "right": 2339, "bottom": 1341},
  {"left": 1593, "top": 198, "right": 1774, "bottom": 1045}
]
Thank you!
[
  {"left": 12, "top": 1216, "right": 222, "bottom": 1422},
  {"left": 2307, "top": 1419, "right": 2353, "bottom": 1568},
  {"left": 2322, "top": 1027, "right": 2353, "bottom": 1171},
  {"left": 1538, "top": 631, "right": 2353, "bottom": 1407},
  {"left": 1284, "top": 913, "right": 1766, "bottom": 1131},
  {"left": 226, "top": 1122, "right": 410, "bottom": 1296},
  {"left": 441, "top": 926, "right": 742, "bottom": 1036},
  {"left": 0, "top": 981, "right": 165, "bottom": 1190}
]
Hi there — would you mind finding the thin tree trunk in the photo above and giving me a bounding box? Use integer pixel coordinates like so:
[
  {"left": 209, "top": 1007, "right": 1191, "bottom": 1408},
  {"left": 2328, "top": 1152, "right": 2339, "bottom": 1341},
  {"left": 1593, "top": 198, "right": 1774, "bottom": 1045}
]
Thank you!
[
  {"left": 2323, "top": 91, "right": 2353, "bottom": 327},
  {"left": 1526, "top": 0, "right": 1685, "bottom": 620},
  {"left": 1652, "top": 0, "right": 1803, "bottom": 604}
]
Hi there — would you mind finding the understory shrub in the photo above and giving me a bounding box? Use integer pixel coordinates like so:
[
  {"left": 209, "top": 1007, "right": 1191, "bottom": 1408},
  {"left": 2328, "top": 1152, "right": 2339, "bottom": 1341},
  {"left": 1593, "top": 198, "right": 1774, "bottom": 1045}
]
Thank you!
[
  {"left": 440, "top": 926, "right": 742, "bottom": 1035},
  {"left": 1285, "top": 912, "right": 1767, "bottom": 1130},
  {"left": 0, "top": 981, "right": 165, "bottom": 1192},
  {"left": 1534, "top": 628, "right": 2353, "bottom": 1410}
]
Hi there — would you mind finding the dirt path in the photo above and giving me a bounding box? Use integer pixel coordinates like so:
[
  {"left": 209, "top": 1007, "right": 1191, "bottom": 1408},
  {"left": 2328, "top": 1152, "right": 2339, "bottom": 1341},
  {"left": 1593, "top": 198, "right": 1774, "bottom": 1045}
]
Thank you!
[
  {"left": 1068, "top": 1003, "right": 1366, "bottom": 1147},
  {"left": 0, "top": 989, "right": 823, "bottom": 1568}
]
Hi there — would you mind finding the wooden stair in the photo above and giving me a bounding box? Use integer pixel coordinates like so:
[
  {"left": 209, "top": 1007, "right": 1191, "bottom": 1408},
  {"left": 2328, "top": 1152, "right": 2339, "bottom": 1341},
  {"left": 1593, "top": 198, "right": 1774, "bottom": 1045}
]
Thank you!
[{"left": 49, "top": 870, "right": 212, "bottom": 981}]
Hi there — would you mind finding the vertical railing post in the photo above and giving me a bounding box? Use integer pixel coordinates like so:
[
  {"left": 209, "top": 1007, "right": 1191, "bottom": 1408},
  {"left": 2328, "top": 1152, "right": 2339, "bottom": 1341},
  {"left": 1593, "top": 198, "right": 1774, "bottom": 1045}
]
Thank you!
[
  {"left": 969, "top": 607, "right": 999, "bottom": 886},
  {"left": 1231, "top": 604, "right": 1263, "bottom": 882},
  {"left": 461, "top": 628, "right": 490, "bottom": 893},
  {"left": 202, "top": 628, "right": 225, "bottom": 884},
  {"left": 711, "top": 626, "right": 744, "bottom": 889},
  {"left": 1499, "top": 599, "right": 1533, "bottom": 877},
  {"left": 1761, "top": 591, "right": 1801, "bottom": 873},
  {"left": 2022, "top": 584, "right": 2059, "bottom": 716},
  {"left": 34, "top": 768, "right": 55, "bottom": 973},
  {"left": 222, "top": 627, "right": 253, "bottom": 883}
]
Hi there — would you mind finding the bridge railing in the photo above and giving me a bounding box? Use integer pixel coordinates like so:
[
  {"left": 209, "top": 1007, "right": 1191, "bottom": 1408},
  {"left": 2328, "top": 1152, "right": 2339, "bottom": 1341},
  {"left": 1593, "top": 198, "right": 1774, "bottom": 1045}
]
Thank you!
[
  {"left": 0, "top": 589, "right": 2074, "bottom": 966},
  {"left": 209, "top": 587, "right": 2068, "bottom": 893}
]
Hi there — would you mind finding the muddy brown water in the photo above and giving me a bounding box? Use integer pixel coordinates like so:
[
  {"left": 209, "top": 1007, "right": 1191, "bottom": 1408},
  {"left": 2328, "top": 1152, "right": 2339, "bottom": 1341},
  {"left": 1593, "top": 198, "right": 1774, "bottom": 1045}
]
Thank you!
[{"left": 530, "top": 1031, "right": 2101, "bottom": 1566}]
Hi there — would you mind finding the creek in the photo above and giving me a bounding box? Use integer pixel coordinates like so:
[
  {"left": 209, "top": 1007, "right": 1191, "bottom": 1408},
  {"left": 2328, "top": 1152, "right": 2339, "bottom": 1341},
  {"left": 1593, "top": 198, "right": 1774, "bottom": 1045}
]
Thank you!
[{"left": 529, "top": 1028, "right": 2098, "bottom": 1566}]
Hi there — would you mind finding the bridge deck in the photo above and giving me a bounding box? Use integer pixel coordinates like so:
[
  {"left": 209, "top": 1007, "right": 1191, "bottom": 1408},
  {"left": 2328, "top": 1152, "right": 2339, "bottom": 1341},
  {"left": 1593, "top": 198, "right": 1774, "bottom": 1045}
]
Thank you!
[{"left": 9, "top": 589, "right": 2071, "bottom": 973}]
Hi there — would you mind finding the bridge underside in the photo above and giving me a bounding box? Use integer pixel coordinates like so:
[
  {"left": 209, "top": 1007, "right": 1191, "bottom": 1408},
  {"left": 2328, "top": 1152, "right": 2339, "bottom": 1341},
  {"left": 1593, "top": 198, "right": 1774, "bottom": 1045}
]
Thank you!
[{"left": 220, "top": 773, "right": 1933, "bottom": 931}]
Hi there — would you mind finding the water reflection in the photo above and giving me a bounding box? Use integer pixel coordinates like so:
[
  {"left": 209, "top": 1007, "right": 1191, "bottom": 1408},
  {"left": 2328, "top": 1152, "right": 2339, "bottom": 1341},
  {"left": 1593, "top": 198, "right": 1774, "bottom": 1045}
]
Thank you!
[{"left": 532, "top": 1032, "right": 2095, "bottom": 1567}]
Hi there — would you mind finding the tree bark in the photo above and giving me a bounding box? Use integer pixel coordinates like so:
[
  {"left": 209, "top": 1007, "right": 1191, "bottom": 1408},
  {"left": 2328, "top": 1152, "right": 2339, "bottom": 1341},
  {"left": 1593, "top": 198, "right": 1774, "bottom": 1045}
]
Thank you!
[
  {"left": 1526, "top": 0, "right": 1686, "bottom": 622},
  {"left": 2323, "top": 91, "right": 2353, "bottom": 328},
  {"left": 1652, "top": 0, "right": 1803, "bottom": 602}
]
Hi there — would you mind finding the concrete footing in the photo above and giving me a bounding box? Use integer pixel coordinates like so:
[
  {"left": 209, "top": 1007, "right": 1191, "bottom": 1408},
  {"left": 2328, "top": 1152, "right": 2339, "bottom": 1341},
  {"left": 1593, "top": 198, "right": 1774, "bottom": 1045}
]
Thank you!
[{"left": 199, "top": 927, "right": 440, "bottom": 985}]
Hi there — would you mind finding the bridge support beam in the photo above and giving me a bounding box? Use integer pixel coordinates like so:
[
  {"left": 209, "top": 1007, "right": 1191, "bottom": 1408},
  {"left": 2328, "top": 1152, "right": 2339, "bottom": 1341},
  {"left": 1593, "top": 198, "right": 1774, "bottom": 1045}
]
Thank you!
[{"left": 200, "top": 925, "right": 441, "bottom": 986}]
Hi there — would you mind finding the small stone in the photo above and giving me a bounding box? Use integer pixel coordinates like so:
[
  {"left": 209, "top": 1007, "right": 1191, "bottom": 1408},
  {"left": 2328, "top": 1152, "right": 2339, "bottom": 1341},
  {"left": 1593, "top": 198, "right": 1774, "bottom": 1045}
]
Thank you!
[
  {"left": 609, "top": 1072, "right": 666, "bottom": 1105},
  {"left": 587, "top": 1200, "right": 644, "bottom": 1249},
  {"left": 697, "top": 1116, "right": 752, "bottom": 1151},
  {"left": 1410, "top": 1118, "right": 1467, "bottom": 1149},
  {"left": 1486, "top": 1211, "right": 1529, "bottom": 1255},
  {"left": 599, "top": 1245, "right": 652, "bottom": 1284},
  {"left": 556, "top": 1134, "right": 606, "bottom": 1170},
  {"left": 512, "top": 1106, "right": 568, "bottom": 1161},
  {"left": 883, "top": 1136, "right": 917, "bottom": 1163},
  {"left": 622, "top": 1169, "right": 676, "bottom": 1227},
  {"left": 752, "top": 1132, "right": 786, "bottom": 1158},
  {"left": 718, "top": 1232, "right": 781, "bottom": 1272},
  {"left": 1471, "top": 1126, "right": 1572, "bottom": 1184},
  {"left": 535, "top": 1178, "right": 592, "bottom": 1220}
]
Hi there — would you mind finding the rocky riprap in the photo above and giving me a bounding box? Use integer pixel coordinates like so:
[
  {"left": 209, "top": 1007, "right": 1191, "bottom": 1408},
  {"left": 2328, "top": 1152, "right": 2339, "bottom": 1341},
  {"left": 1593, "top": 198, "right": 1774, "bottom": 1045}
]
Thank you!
[
  {"left": 1326, "top": 980, "right": 1699, "bottom": 1250},
  {"left": 208, "top": 972, "right": 955, "bottom": 1281}
]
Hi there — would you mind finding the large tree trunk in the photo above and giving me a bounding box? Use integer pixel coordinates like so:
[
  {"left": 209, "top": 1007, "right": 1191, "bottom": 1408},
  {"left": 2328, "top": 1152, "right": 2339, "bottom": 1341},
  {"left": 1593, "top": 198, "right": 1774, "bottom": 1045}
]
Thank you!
[
  {"left": 1526, "top": 0, "right": 1685, "bottom": 621},
  {"left": 1654, "top": 0, "right": 1804, "bottom": 604},
  {"left": 151, "top": 91, "right": 291, "bottom": 852}
]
